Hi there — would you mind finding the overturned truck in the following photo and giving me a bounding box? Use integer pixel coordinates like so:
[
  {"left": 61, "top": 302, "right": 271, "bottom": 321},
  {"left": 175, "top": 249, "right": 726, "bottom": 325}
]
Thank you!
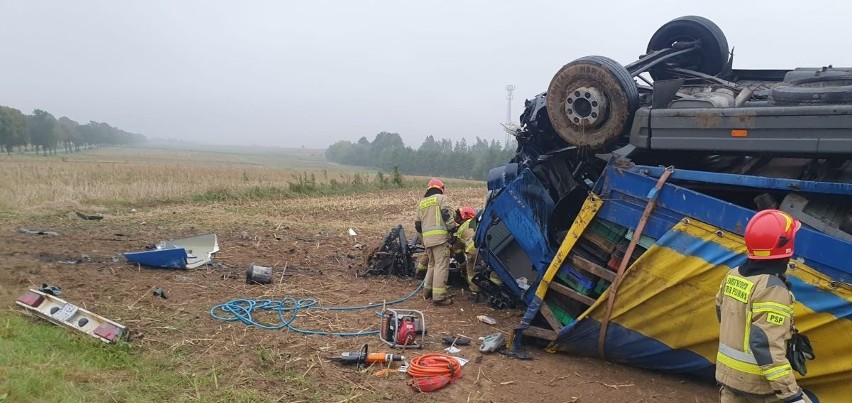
[{"left": 475, "top": 16, "right": 852, "bottom": 402}]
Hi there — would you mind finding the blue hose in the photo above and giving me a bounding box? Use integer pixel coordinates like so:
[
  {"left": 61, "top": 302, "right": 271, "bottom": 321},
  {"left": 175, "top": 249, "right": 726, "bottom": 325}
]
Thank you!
[{"left": 210, "top": 281, "right": 423, "bottom": 336}]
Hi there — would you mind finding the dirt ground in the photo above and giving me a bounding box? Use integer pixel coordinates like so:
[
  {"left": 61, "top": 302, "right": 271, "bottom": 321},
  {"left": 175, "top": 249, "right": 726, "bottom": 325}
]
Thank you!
[{"left": 0, "top": 191, "right": 719, "bottom": 402}]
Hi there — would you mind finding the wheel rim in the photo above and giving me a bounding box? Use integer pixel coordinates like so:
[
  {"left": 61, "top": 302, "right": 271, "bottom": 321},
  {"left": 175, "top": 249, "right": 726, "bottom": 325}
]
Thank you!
[
  {"left": 564, "top": 86, "right": 609, "bottom": 128},
  {"left": 546, "top": 56, "right": 638, "bottom": 150}
]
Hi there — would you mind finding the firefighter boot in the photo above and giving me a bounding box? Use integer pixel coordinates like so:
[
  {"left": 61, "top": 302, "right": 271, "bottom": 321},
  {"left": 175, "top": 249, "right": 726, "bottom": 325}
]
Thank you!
[{"left": 433, "top": 294, "right": 455, "bottom": 306}]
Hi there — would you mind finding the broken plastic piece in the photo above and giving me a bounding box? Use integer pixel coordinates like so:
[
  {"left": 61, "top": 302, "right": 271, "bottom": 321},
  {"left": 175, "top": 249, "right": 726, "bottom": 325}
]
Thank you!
[
  {"left": 15, "top": 289, "right": 126, "bottom": 344},
  {"left": 123, "top": 233, "right": 218, "bottom": 269},
  {"left": 16, "top": 291, "right": 45, "bottom": 307},
  {"left": 39, "top": 283, "right": 62, "bottom": 297},
  {"left": 441, "top": 335, "right": 472, "bottom": 346},
  {"left": 75, "top": 211, "right": 103, "bottom": 220},
  {"left": 93, "top": 323, "right": 122, "bottom": 342},
  {"left": 17, "top": 228, "right": 59, "bottom": 236},
  {"left": 477, "top": 315, "right": 497, "bottom": 325},
  {"left": 480, "top": 332, "right": 506, "bottom": 353}
]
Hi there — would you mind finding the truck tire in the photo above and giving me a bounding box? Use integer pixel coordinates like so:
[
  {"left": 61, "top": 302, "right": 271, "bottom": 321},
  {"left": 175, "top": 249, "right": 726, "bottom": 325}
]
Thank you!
[
  {"left": 546, "top": 56, "right": 639, "bottom": 150},
  {"left": 769, "top": 75, "right": 852, "bottom": 105},
  {"left": 646, "top": 16, "right": 729, "bottom": 81},
  {"left": 782, "top": 67, "right": 852, "bottom": 83}
]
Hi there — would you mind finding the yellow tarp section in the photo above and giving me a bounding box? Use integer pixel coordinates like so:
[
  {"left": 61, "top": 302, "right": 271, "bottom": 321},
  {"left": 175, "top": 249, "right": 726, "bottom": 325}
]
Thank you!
[{"left": 579, "top": 218, "right": 852, "bottom": 402}]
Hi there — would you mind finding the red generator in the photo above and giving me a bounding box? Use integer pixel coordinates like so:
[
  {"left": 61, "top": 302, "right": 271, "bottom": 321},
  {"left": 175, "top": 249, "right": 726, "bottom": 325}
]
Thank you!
[{"left": 379, "top": 308, "right": 426, "bottom": 349}]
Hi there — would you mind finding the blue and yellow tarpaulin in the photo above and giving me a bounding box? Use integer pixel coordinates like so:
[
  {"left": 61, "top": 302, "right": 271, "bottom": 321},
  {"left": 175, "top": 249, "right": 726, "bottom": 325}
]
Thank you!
[{"left": 552, "top": 218, "right": 852, "bottom": 402}]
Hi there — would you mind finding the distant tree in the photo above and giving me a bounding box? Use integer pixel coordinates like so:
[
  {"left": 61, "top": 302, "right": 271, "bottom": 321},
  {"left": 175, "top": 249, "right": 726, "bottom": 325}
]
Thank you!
[
  {"left": 325, "top": 131, "right": 515, "bottom": 180},
  {"left": 453, "top": 138, "right": 468, "bottom": 153},
  {"left": 28, "top": 110, "right": 59, "bottom": 155},
  {"left": 57, "top": 116, "right": 82, "bottom": 152},
  {"left": 419, "top": 135, "right": 441, "bottom": 153},
  {"left": 326, "top": 140, "right": 354, "bottom": 162},
  {"left": 77, "top": 122, "right": 98, "bottom": 147},
  {"left": 0, "top": 106, "right": 144, "bottom": 153},
  {"left": 0, "top": 106, "right": 28, "bottom": 154}
]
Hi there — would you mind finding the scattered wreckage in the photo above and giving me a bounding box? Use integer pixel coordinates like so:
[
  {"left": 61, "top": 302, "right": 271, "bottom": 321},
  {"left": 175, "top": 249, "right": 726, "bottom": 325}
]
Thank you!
[
  {"left": 475, "top": 15, "right": 852, "bottom": 402},
  {"left": 123, "top": 233, "right": 219, "bottom": 269},
  {"left": 363, "top": 224, "right": 520, "bottom": 309},
  {"left": 16, "top": 288, "right": 126, "bottom": 344}
]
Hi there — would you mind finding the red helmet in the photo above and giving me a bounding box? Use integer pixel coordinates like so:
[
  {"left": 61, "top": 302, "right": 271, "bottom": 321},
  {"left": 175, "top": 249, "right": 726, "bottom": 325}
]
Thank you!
[
  {"left": 459, "top": 206, "right": 476, "bottom": 221},
  {"left": 427, "top": 178, "right": 445, "bottom": 192},
  {"left": 744, "top": 209, "right": 801, "bottom": 260}
]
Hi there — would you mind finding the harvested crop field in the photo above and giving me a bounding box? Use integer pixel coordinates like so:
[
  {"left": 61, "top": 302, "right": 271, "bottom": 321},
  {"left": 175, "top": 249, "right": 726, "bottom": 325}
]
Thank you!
[{"left": 0, "top": 147, "right": 717, "bottom": 402}]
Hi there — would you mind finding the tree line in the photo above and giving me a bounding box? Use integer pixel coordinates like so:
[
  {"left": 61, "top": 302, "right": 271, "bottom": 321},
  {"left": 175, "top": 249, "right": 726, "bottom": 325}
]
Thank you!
[
  {"left": 325, "top": 132, "right": 515, "bottom": 180},
  {"left": 0, "top": 105, "right": 146, "bottom": 155}
]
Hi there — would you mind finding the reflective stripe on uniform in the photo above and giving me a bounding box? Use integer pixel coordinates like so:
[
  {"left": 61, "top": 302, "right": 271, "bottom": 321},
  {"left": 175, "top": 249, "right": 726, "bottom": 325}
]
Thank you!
[
  {"left": 454, "top": 220, "right": 471, "bottom": 239},
  {"left": 744, "top": 310, "right": 753, "bottom": 353},
  {"left": 719, "top": 343, "right": 758, "bottom": 364},
  {"left": 752, "top": 302, "right": 792, "bottom": 317},
  {"left": 420, "top": 196, "right": 448, "bottom": 238},
  {"left": 764, "top": 363, "right": 793, "bottom": 381},
  {"left": 422, "top": 229, "right": 448, "bottom": 237},
  {"left": 717, "top": 348, "right": 794, "bottom": 381},
  {"left": 717, "top": 350, "right": 763, "bottom": 375},
  {"left": 455, "top": 219, "right": 475, "bottom": 252},
  {"left": 433, "top": 196, "right": 441, "bottom": 227}
]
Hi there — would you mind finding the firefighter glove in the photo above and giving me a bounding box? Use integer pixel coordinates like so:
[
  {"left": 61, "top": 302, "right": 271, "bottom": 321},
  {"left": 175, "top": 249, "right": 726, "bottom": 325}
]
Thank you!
[{"left": 786, "top": 331, "right": 815, "bottom": 376}]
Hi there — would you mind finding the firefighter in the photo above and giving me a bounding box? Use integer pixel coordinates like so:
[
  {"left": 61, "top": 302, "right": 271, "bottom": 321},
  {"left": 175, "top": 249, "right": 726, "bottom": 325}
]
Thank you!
[
  {"left": 410, "top": 231, "right": 428, "bottom": 279},
  {"left": 415, "top": 178, "right": 455, "bottom": 306},
  {"left": 715, "top": 209, "right": 810, "bottom": 403},
  {"left": 415, "top": 252, "right": 428, "bottom": 279},
  {"left": 453, "top": 206, "right": 482, "bottom": 302}
]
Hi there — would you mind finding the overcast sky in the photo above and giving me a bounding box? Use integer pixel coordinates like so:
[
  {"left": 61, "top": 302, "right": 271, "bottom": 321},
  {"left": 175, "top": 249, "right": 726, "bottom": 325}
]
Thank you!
[{"left": 2, "top": 1, "right": 851, "bottom": 149}]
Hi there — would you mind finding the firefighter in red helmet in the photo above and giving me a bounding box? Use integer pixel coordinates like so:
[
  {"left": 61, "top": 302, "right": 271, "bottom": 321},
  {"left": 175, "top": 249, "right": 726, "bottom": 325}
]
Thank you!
[
  {"left": 715, "top": 209, "right": 811, "bottom": 403},
  {"left": 451, "top": 206, "right": 482, "bottom": 302},
  {"left": 415, "top": 178, "right": 455, "bottom": 305}
]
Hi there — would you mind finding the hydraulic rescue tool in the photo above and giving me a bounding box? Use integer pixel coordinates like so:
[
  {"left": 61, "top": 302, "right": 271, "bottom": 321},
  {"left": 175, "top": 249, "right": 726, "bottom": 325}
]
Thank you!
[{"left": 328, "top": 344, "right": 405, "bottom": 368}]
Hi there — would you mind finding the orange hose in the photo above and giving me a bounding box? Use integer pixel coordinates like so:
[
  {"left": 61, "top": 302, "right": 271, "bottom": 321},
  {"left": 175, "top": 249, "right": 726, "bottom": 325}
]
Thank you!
[{"left": 407, "top": 354, "right": 462, "bottom": 379}]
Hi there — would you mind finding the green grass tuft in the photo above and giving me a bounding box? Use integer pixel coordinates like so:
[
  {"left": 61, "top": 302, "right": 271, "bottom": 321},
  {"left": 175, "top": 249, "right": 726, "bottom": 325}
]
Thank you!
[{"left": 0, "top": 313, "right": 261, "bottom": 402}]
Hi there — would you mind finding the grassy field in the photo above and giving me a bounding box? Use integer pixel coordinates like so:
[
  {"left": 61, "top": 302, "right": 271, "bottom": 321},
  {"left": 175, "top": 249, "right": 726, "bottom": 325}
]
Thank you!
[
  {"left": 0, "top": 313, "right": 252, "bottom": 403},
  {"left": 0, "top": 146, "right": 479, "bottom": 214},
  {"left": 0, "top": 146, "right": 487, "bottom": 403}
]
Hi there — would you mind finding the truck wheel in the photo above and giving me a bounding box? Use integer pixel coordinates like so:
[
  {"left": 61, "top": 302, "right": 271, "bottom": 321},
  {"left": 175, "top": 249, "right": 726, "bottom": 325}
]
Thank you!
[
  {"left": 770, "top": 75, "right": 852, "bottom": 105},
  {"left": 546, "top": 56, "right": 639, "bottom": 149},
  {"left": 646, "top": 16, "right": 729, "bottom": 81},
  {"left": 782, "top": 67, "right": 852, "bottom": 83}
]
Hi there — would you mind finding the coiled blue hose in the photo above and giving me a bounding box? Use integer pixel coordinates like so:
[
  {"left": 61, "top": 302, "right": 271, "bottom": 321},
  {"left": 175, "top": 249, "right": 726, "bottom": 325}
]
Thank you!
[{"left": 210, "top": 281, "right": 423, "bottom": 336}]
